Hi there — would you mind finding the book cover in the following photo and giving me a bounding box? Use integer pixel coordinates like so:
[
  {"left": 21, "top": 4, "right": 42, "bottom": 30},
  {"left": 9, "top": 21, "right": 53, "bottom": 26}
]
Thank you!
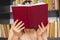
[{"left": 12, "top": 3, "right": 48, "bottom": 29}]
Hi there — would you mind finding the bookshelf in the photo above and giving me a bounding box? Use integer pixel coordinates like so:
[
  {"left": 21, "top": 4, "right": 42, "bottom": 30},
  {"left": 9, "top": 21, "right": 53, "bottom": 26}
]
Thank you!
[
  {"left": 0, "top": 38, "right": 7, "bottom": 40},
  {"left": 0, "top": 0, "right": 10, "bottom": 40},
  {"left": 0, "top": 0, "right": 60, "bottom": 40}
]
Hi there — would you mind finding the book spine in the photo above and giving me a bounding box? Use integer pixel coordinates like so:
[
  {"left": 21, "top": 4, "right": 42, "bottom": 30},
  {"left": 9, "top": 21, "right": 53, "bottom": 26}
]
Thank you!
[
  {"left": 48, "top": 17, "right": 57, "bottom": 38},
  {"left": 55, "top": 19, "right": 58, "bottom": 37},
  {"left": 7, "top": 24, "right": 10, "bottom": 36},
  {"left": 3, "top": 24, "right": 8, "bottom": 38},
  {"left": 48, "top": 0, "right": 52, "bottom": 10},
  {"left": 55, "top": 0, "right": 59, "bottom": 10},
  {"left": 49, "top": 22, "right": 55, "bottom": 38},
  {"left": 43, "top": 0, "right": 51, "bottom": 10},
  {"left": 57, "top": 18, "right": 60, "bottom": 37},
  {"left": 0, "top": 24, "right": 2, "bottom": 37},
  {"left": 51, "top": 0, "right": 55, "bottom": 10},
  {"left": 59, "top": 0, "right": 60, "bottom": 9},
  {"left": 1, "top": 24, "right": 5, "bottom": 38}
]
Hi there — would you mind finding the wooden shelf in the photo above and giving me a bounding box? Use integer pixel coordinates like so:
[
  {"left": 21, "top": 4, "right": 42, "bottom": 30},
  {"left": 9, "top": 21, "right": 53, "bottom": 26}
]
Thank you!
[
  {"left": 0, "top": 0, "right": 11, "bottom": 6},
  {"left": 0, "top": 13, "right": 10, "bottom": 19},
  {"left": 48, "top": 10, "right": 59, "bottom": 17},
  {"left": 0, "top": 38, "right": 7, "bottom": 40},
  {"left": 0, "top": 38, "right": 60, "bottom": 40}
]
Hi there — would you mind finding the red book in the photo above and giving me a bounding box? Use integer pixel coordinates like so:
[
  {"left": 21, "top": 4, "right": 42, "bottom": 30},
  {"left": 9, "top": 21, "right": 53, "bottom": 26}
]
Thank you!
[{"left": 12, "top": 3, "right": 48, "bottom": 29}]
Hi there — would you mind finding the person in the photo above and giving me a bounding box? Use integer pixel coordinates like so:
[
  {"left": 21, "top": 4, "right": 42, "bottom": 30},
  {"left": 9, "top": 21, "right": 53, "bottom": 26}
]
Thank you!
[
  {"left": 22, "top": 0, "right": 34, "bottom": 5},
  {"left": 8, "top": 19, "right": 48, "bottom": 40}
]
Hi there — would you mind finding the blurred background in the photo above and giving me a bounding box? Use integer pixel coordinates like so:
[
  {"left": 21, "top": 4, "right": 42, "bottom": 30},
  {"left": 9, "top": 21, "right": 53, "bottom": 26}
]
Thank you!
[{"left": 0, "top": 0, "right": 60, "bottom": 40}]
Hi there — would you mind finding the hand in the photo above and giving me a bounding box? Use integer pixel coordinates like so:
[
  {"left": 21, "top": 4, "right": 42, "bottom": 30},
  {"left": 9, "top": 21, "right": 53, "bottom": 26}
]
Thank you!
[
  {"left": 11, "top": 20, "right": 25, "bottom": 36},
  {"left": 37, "top": 23, "right": 48, "bottom": 36}
]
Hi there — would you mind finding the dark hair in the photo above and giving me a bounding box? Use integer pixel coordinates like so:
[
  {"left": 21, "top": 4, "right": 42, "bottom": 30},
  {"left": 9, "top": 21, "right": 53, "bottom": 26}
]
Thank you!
[{"left": 22, "top": 0, "right": 32, "bottom": 5}]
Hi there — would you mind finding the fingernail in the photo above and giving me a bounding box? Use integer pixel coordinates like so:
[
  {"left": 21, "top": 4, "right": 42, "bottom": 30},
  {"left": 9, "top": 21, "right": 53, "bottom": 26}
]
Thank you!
[
  {"left": 16, "top": 19, "right": 18, "bottom": 21},
  {"left": 20, "top": 21, "right": 22, "bottom": 23},
  {"left": 23, "top": 23, "right": 24, "bottom": 25}
]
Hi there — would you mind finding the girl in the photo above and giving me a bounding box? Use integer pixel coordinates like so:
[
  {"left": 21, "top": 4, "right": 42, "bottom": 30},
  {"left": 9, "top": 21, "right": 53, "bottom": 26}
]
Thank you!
[{"left": 8, "top": 20, "right": 48, "bottom": 40}]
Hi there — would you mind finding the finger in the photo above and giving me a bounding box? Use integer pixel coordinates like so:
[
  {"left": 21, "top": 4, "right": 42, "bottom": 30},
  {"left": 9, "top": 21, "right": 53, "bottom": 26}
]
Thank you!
[
  {"left": 13, "top": 19, "right": 18, "bottom": 26},
  {"left": 15, "top": 21, "right": 22, "bottom": 28},
  {"left": 17, "top": 23, "right": 24, "bottom": 30},
  {"left": 18, "top": 27, "right": 25, "bottom": 32},
  {"left": 38, "top": 25, "right": 42, "bottom": 31},
  {"left": 41, "top": 22, "right": 44, "bottom": 28}
]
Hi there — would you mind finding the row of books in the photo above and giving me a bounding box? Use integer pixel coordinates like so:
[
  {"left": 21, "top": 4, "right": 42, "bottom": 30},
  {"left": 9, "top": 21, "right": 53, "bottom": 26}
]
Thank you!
[
  {"left": 0, "top": 24, "right": 10, "bottom": 38},
  {"left": 47, "top": 17, "right": 60, "bottom": 38},
  {"left": 0, "top": 17, "right": 60, "bottom": 38},
  {"left": 12, "top": 0, "right": 59, "bottom": 10}
]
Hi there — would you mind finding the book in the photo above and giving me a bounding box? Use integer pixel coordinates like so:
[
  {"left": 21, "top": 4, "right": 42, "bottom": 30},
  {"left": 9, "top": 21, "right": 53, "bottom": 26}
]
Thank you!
[
  {"left": 1, "top": 24, "right": 6, "bottom": 38},
  {"left": 7, "top": 24, "right": 10, "bottom": 35},
  {"left": 51, "top": 0, "right": 59, "bottom": 10},
  {"left": 43, "top": 0, "right": 59, "bottom": 10},
  {"left": 55, "top": 0, "right": 59, "bottom": 10},
  {"left": 49, "top": 22, "right": 55, "bottom": 38},
  {"left": 0, "top": 24, "right": 2, "bottom": 37},
  {"left": 12, "top": 3, "right": 48, "bottom": 29},
  {"left": 57, "top": 18, "right": 60, "bottom": 37},
  {"left": 59, "top": 0, "right": 60, "bottom": 9},
  {"left": 43, "top": 0, "right": 51, "bottom": 10},
  {"left": 48, "top": 17, "right": 58, "bottom": 38},
  {"left": 3, "top": 24, "right": 8, "bottom": 38},
  {"left": 54, "top": 18, "right": 58, "bottom": 37},
  {"left": 1, "top": 24, "right": 10, "bottom": 38},
  {"left": 1, "top": 24, "right": 5, "bottom": 38},
  {"left": 51, "top": 0, "right": 55, "bottom": 10}
]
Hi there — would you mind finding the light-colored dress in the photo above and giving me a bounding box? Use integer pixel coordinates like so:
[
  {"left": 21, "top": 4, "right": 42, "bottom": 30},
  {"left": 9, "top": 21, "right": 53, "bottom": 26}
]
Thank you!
[{"left": 20, "top": 31, "right": 37, "bottom": 40}]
